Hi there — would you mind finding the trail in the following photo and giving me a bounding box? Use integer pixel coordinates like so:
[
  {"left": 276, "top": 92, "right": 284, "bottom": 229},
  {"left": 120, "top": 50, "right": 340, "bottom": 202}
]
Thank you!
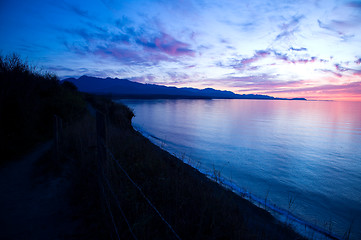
[{"left": 0, "top": 142, "right": 81, "bottom": 240}]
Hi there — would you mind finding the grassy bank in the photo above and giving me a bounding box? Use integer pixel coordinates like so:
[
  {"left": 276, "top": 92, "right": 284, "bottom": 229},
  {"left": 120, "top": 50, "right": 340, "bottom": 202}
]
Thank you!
[{"left": 1, "top": 54, "right": 305, "bottom": 239}]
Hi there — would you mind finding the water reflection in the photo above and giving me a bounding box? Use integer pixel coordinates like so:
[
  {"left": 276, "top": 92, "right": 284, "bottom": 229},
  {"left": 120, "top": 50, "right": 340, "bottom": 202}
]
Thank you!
[{"left": 119, "top": 99, "right": 361, "bottom": 239}]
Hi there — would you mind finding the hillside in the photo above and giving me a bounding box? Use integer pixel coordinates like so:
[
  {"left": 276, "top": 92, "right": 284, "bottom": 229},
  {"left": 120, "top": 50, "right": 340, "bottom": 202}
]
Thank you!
[{"left": 65, "top": 75, "right": 306, "bottom": 100}]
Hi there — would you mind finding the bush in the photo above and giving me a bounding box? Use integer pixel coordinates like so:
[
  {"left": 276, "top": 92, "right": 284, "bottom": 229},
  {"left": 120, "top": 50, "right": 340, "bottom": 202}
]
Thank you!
[{"left": 0, "top": 53, "right": 87, "bottom": 163}]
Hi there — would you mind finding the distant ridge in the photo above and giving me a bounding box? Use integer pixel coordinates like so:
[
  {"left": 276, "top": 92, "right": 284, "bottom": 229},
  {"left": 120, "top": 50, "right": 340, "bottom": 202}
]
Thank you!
[{"left": 64, "top": 75, "right": 306, "bottom": 101}]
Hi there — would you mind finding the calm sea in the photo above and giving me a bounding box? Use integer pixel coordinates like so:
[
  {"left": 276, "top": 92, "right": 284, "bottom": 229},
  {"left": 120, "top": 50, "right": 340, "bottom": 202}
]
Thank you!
[{"left": 118, "top": 99, "right": 361, "bottom": 239}]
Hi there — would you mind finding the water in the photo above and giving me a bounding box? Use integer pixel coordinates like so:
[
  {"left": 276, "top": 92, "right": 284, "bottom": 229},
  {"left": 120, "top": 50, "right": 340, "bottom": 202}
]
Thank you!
[{"left": 118, "top": 99, "right": 361, "bottom": 239}]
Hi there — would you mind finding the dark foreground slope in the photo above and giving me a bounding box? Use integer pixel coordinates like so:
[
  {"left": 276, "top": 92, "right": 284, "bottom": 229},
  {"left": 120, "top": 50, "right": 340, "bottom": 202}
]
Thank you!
[{"left": 1, "top": 55, "right": 305, "bottom": 239}]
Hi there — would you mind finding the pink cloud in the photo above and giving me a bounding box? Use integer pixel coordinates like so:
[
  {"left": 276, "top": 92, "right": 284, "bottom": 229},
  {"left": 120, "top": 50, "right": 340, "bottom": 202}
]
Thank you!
[
  {"left": 232, "top": 50, "right": 271, "bottom": 70},
  {"left": 237, "top": 80, "right": 305, "bottom": 92},
  {"left": 335, "top": 64, "right": 348, "bottom": 72},
  {"left": 333, "top": 63, "right": 361, "bottom": 77},
  {"left": 265, "top": 81, "right": 361, "bottom": 96},
  {"left": 217, "top": 74, "right": 361, "bottom": 101},
  {"left": 136, "top": 33, "right": 195, "bottom": 57},
  {"left": 290, "top": 57, "right": 317, "bottom": 64},
  {"left": 353, "top": 70, "right": 361, "bottom": 76},
  {"left": 319, "top": 69, "right": 343, "bottom": 78},
  {"left": 231, "top": 49, "right": 318, "bottom": 72},
  {"left": 92, "top": 46, "right": 147, "bottom": 65}
]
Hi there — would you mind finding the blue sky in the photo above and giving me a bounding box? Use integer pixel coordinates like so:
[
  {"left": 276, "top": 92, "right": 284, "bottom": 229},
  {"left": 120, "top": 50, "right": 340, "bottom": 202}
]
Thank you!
[{"left": 1, "top": 0, "right": 361, "bottom": 100}]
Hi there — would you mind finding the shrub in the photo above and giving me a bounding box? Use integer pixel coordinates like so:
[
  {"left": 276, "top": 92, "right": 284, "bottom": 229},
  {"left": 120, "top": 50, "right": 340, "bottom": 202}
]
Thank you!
[{"left": 0, "top": 53, "right": 87, "bottom": 163}]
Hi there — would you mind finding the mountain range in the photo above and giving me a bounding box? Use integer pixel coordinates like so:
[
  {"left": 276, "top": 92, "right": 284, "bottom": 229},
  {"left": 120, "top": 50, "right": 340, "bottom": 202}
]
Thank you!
[{"left": 64, "top": 75, "right": 306, "bottom": 100}]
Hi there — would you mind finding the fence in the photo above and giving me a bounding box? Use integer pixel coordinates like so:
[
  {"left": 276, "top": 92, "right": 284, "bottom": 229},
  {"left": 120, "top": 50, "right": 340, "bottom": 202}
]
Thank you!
[
  {"left": 53, "top": 112, "right": 181, "bottom": 240},
  {"left": 53, "top": 115, "right": 62, "bottom": 161}
]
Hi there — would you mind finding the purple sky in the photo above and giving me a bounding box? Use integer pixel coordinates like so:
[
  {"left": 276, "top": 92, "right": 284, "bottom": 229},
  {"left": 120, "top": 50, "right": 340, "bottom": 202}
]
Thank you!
[{"left": 1, "top": 0, "right": 361, "bottom": 100}]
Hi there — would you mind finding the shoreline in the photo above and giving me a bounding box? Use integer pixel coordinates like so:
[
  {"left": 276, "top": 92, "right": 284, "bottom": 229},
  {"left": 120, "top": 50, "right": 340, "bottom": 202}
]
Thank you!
[
  {"left": 63, "top": 96, "right": 308, "bottom": 239},
  {"left": 134, "top": 125, "right": 342, "bottom": 240}
]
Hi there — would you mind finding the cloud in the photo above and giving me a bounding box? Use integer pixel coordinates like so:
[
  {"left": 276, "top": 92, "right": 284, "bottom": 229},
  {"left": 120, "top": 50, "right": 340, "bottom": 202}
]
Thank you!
[
  {"left": 319, "top": 69, "right": 343, "bottom": 78},
  {"left": 129, "top": 74, "right": 156, "bottom": 83},
  {"left": 272, "top": 49, "right": 317, "bottom": 64},
  {"left": 234, "top": 78, "right": 303, "bottom": 91},
  {"left": 17, "top": 0, "right": 360, "bottom": 101},
  {"left": 288, "top": 57, "right": 317, "bottom": 64},
  {"left": 68, "top": 5, "right": 91, "bottom": 19},
  {"left": 347, "top": 1, "right": 361, "bottom": 9},
  {"left": 166, "top": 72, "right": 190, "bottom": 83},
  {"left": 353, "top": 70, "right": 361, "bottom": 76},
  {"left": 231, "top": 50, "right": 271, "bottom": 70},
  {"left": 227, "top": 48, "right": 319, "bottom": 73},
  {"left": 238, "top": 80, "right": 304, "bottom": 92},
  {"left": 62, "top": 37, "right": 153, "bottom": 66},
  {"left": 47, "top": 66, "right": 76, "bottom": 72},
  {"left": 47, "top": 66, "right": 93, "bottom": 79},
  {"left": 273, "top": 51, "right": 289, "bottom": 61},
  {"left": 58, "top": 25, "right": 110, "bottom": 45},
  {"left": 275, "top": 15, "right": 304, "bottom": 41},
  {"left": 335, "top": 64, "right": 348, "bottom": 72},
  {"left": 135, "top": 33, "right": 195, "bottom": 57},
  {"left": 93, "top": 45, "right": 144, "bottom": 64},
  {"left": 318, "top": 20, "right": 337, "bottom": 32},
  {"left": 63, "top": 40, "right": 90, "bottom": 56},
  {"left": 84, "top": 21, "right": 108, "bottom": 34},
  {"left": 59, "top": 17, "right": 194, "bottom": 66},
  {"left": 289, "top": 47, "right": 307, "bottom": 51},
  {"left": 114, "top": 18, "right": 195, "bottom": 58},
  {"left": 54, "top": 1, "right": 94, "bottom": 20},
  {"left": 111, "top": 34, "right": 131, "bottom": 45},
  {"left": 92, "top": 43, "right": 181, "bottom": 65},
  {"left": 317, "top": 19, "right": 355, "bottom": 40},
  {"left": 266, "top": 81, "right": 361, "bottom": 95},
  {"left": 333, "top": 63, "right": 361, "bottom": 77},
  {"left": 101, "top": 0, "right": 116, "bottom": 8},
  {"left": 61, "top": 24, "right": 132, "bottom": 46}
]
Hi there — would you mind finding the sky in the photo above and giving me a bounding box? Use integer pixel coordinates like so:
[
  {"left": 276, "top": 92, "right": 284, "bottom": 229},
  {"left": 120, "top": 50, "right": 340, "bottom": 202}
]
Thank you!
[{"left": 1, "top": 0, "right": 361, "bottom": 101}]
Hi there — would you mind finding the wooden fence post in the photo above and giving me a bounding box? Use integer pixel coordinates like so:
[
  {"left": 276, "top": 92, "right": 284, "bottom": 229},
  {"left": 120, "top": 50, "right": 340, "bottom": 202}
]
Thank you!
[
  {"left": 53, "top": 115, "right": 59, "bottom": 161},
  {"left": 58, "top": 116, "right": 63, "bottom": 144},
  {"left": 96, "top": 111, "right": 107, "bottom": 169},
  {"left": 53, "top": 115, "right": 63, "bottom": 161}
]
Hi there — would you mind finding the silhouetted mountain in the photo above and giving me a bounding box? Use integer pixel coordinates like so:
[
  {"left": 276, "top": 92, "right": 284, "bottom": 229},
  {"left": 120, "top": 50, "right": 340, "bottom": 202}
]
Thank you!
[{"left": 64, "top": 75, "right": 306, "bottom": 100}]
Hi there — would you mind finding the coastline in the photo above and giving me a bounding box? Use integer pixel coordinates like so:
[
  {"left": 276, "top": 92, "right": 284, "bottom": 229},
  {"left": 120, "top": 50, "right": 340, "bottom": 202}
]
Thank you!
[
  {"left": 134, "top": 125, "right": 342, "bottom": 240},
  {"left": 60, "top": 96, "right": 307, "bottom": 239}
]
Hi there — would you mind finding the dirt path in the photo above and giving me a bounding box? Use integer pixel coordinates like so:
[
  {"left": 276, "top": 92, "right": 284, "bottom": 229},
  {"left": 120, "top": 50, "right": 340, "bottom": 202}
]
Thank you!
[{"left": 0, "top": 142, "right": 81, "bottom": 240}]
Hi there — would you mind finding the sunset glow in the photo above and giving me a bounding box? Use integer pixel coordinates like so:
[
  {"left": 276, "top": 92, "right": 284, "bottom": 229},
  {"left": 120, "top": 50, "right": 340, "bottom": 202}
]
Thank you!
[{"left": 1, "top": 0, "right": 361, "bottom": 100}]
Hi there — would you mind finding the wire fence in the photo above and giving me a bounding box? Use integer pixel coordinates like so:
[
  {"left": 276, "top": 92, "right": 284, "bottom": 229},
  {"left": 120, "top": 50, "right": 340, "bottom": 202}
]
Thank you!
[
  {"left": 102, "top": 140, "right": 182, "bottom": 240},
  {"left": 54, "top": 112, "right": 182, "bottom": 240}
]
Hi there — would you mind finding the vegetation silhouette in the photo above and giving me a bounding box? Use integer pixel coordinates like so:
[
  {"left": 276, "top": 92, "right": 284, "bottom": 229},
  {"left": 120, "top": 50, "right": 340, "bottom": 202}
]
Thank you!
[{"left": 0, "top": 53, "right": 86, "bottom": 163}]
